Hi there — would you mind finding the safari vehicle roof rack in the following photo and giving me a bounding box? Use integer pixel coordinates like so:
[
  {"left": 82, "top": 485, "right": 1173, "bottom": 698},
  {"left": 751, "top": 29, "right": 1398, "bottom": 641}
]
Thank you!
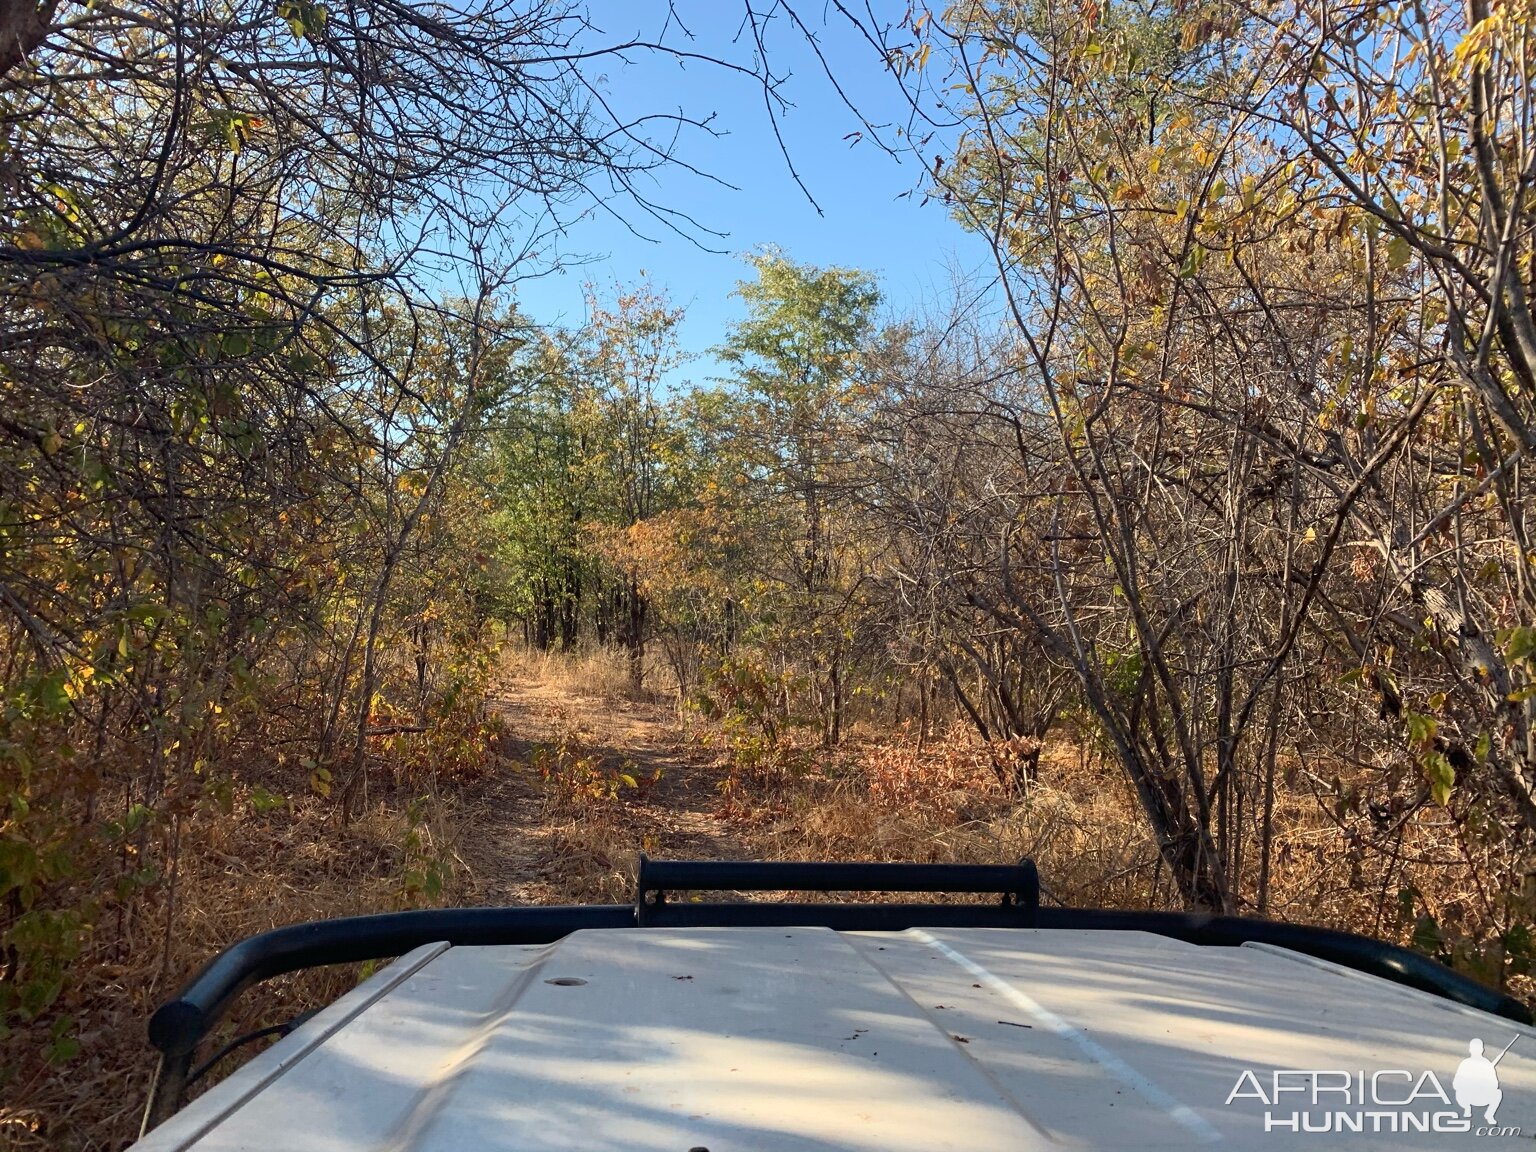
[{"left": 142, "top": 854, "right": 1531, "bottom": 1136}]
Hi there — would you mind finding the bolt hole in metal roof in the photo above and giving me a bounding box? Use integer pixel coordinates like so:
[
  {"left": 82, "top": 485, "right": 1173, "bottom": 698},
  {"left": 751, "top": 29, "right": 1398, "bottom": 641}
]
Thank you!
[{"left": 131, "top": 860, "right": 1536, "bottom": 1150}]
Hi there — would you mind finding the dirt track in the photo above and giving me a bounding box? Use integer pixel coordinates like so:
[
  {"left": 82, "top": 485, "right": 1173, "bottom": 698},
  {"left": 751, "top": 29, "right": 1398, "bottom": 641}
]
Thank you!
[{"left": 459, "top": 666, "right": 742, "bottom": 905}]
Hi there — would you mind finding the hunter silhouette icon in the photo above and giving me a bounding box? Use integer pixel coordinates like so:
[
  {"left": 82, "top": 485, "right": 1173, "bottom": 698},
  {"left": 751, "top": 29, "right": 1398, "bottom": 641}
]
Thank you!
[{"left": 1455, "top": 1036, "right": 1517, "bottom": 1124}]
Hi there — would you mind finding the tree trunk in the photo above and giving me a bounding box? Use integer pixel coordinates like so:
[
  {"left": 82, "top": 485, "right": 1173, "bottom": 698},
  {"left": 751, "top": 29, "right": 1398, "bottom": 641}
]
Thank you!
[{"left": 625, "top": 577, "right": 647, "bottom": 694}]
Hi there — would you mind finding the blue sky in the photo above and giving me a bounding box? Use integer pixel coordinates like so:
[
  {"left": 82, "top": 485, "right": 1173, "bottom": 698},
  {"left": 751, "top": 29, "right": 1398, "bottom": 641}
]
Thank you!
[{"left": 508, "top": 3, "right": 990, "bottom": 383}]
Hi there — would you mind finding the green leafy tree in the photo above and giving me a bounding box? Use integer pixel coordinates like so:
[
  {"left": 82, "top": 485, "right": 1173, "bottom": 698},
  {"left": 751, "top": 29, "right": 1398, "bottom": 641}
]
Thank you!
[
  {"left": 485, "top": 337, "right": 599, "bottom": 651},
  {"left": 579, "top": 281, "right": 692, "bottom": 691},
  {"left": 717, "top": 250, "right": 882, "bottom": 746}
]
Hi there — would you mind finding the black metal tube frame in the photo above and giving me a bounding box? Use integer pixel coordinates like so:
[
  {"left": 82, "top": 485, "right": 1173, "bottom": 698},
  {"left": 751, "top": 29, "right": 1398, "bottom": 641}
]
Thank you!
[
  {"left": 633, "top": 854, "right": 1041, "bottom": 925},
  {"left": 142, "top": 858, "right": 1532, "bottom": 1136}
]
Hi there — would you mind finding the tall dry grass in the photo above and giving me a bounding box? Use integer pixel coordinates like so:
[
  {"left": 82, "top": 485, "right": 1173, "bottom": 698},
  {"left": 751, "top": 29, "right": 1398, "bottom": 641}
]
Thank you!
[
  {"left": 1, "top": 784, "right": 475, "bottom": 1152},
  {"left": 728, "top": 732, "right": 1163, "bottom": 909},
  {"left": 498, "top": 645, "right": 670, "bottom": 704}
]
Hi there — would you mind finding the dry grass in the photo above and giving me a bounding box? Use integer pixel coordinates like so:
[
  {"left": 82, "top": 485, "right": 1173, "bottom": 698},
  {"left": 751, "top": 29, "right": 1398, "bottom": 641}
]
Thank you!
[
  {"left": 722, "top": 723, "right": 1534, "bottom": 1002},
  {"left": 535, "top": 821, "right": 638, "bottom": 905},
  {"left": 1, "top": 785, "right": 475, "bottom": 1152},
  {"left": 498, "top": 645, "right": 657, "bottom": 705},
  {"left": 724, "top": 731, "right": 1165, "bottom": 910}
]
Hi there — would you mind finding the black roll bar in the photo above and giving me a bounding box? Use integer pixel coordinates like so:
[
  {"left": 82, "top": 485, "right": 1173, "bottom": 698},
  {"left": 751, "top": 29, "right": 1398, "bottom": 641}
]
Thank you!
[
  {"left": 141, "top": 904, "right": 632, "bottom": 1133},
  {"left": 633, "top": 854, "right": 1041, "bottom": 925}
]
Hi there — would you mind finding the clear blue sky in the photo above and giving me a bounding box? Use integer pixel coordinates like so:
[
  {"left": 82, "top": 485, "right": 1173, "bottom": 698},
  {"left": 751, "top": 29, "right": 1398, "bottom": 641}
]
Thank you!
[{"left": 509, "top": 2, "right": 990, "bottom": 384}]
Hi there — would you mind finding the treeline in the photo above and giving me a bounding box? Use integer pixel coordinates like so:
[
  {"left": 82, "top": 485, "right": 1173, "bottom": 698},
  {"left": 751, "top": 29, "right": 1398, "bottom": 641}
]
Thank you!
[{"left": 481, "top": 255, "right": 890, "bottom": 752}]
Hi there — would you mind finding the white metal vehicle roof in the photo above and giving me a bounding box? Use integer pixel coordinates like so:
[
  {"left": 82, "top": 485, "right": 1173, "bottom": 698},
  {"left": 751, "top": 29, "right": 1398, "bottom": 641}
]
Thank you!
[{"left": 132, "top": 926, "right": 1536, "bottom": 1150}]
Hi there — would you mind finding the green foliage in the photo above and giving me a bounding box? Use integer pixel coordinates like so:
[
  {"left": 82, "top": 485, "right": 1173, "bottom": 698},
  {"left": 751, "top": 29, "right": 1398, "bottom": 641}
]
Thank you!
[
  {"left": 397, "top": 796, "right": 452, "bottom": 904},
  {"left": 483, "top": 338, "right": 601, "bottom": 644},
  {"left": 695, "top": 653, "right": 812, "bottom": 788},
  {"left": 1399, "top": 882, "right": 1536, "bottom": 993},
  {"left": 0, "top": 907, "right": 88, "bottom": 1027},
  {"left": 531, "top": 736, "right": 662, "bottom": 816},
  {"left": 710, "top": 251, "right": 886, "bottom": 746},
  {"left": 696, "top": 654, "right": 794, "bottom": 743},
  {"left": 1500, "top": 627, "right": 1536, "bottom": 669},
  {"left": 249, "top": 786, "right": 288, "bottom": 814},
  {"left": 719, "top": 248, "right": 880, "bottom": 402}
]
